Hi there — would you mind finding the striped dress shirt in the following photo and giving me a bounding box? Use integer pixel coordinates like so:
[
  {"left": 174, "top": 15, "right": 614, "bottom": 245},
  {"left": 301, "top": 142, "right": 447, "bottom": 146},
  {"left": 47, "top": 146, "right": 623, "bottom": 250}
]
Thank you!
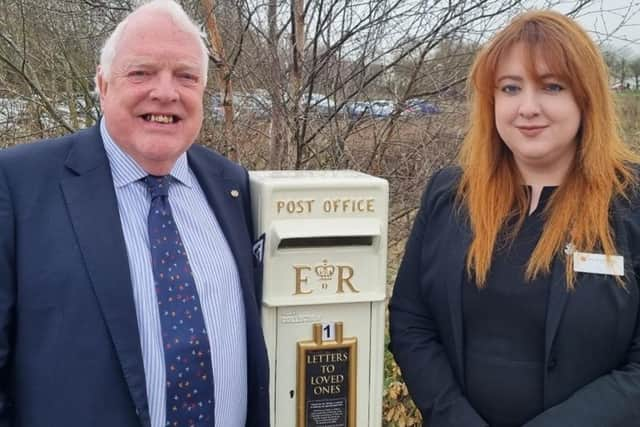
[{"left": 100, "top": 119, "right": 248, "bottom": 427}]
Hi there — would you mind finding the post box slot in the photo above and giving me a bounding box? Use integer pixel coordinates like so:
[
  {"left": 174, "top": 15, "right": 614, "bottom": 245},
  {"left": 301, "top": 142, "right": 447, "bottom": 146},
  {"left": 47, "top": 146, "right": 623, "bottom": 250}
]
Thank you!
[
  {"left": 272, "top": 218, "right": 380, "bottom": 252},
  {"left": 278, "top": 235, "right": 373, "bottom": 249}
]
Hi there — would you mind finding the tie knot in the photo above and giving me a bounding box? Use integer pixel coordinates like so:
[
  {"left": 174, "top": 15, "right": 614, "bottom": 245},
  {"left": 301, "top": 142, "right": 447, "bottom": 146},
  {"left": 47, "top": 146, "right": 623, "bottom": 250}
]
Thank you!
[{"left": 144, "top": 175, "right": 171, "bottom": 199}]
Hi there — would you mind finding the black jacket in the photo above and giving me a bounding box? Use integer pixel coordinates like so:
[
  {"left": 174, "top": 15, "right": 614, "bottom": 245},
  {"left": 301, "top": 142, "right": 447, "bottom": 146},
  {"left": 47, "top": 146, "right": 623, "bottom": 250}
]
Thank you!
[{"left": 389, "top": 167, "right": 640, "bottom": 427}]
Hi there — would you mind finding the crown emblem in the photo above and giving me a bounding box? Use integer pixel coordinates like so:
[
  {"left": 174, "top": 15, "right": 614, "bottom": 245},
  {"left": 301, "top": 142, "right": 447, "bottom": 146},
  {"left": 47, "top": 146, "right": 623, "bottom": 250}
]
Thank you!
[{"left": 314, "top": 260, "right": 336, "bottom": 281}]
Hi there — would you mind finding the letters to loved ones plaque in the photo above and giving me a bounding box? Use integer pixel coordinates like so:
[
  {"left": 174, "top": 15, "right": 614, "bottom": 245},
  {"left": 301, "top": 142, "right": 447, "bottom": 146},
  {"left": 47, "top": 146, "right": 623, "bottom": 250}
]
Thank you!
[{"left": 297, "top": 322, "right": 357, "bottom": 427}]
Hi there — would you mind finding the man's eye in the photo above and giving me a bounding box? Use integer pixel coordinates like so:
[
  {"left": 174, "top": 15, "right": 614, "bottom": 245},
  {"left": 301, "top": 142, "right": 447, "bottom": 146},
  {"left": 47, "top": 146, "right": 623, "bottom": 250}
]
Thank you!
[
  {"left": 179, "top": 73, "right": 198, "bottom": 82},
  {"left": 128, "top": 70, "right": 148, "bottom": 78}
]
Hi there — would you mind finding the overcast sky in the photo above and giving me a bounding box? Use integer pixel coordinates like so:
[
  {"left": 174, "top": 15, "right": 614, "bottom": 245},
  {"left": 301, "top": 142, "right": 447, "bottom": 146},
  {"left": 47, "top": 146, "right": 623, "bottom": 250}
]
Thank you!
[{"left": 552, "top": 0, "right": 640, "bottom": 56}]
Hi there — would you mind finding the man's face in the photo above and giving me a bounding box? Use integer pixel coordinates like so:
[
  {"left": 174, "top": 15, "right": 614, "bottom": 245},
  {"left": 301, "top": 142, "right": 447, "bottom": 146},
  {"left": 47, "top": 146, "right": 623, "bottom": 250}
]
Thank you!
[{"left": 97, "top": 11, "right": 205, "bottom": 175}]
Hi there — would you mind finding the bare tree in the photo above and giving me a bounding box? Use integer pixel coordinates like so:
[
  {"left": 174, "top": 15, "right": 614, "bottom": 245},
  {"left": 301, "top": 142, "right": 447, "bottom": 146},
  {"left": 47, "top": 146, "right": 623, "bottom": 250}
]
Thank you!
[
  {"left": 202, "top": 0, "right": 238, "bottom": 160},
  {"left": 0, "top": 0, "right": 636, "bottom": 222},
  {"left": 629, "top": 57, "right": 640, "bottom": 90}
]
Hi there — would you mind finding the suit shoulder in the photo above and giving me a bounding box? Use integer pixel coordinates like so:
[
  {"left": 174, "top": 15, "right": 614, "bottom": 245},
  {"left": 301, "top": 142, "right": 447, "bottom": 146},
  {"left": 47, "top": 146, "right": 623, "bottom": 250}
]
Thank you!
[
  {"left": 188, "top": 144, "right": 248, "bottom": 181},
  {"left": 0, "top": 129, "right": 91, "bottom": 173},
  {"left": 420, "top": 165, "right": 461, "bottom": 207},
  {"left": 611, "top": 163, "right": 640, "bottom": 212}
]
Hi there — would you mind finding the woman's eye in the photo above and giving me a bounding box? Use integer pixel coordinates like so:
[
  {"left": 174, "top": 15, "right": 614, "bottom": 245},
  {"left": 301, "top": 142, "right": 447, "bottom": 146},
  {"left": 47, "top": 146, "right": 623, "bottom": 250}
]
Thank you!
[
  {"left": 501, "top": 84, "right": 520, "bottom": 94},
  {"left": 544, "top": 83, "right": 564, "bottom": 92}
]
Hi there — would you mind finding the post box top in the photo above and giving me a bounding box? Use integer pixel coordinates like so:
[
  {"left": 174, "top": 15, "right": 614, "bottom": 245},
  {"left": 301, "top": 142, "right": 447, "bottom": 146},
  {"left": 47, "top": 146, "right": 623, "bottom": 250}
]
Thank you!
[{"left": 250, "top": 170, "right": 387, "bottom": 184}]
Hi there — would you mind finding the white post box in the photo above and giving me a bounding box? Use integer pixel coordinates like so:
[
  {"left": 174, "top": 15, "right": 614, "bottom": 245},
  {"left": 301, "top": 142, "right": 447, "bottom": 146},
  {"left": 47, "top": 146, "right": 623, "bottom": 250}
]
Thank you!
[{"left": 249, "top": 171, "right": 388, "bottom": 427}]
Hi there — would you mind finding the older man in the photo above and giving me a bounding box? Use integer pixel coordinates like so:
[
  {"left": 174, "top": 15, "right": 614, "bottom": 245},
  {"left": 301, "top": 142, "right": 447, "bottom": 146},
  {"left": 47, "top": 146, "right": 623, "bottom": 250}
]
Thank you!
[{"left": 0, "top": 1, "right": 269, "bottom": 426}]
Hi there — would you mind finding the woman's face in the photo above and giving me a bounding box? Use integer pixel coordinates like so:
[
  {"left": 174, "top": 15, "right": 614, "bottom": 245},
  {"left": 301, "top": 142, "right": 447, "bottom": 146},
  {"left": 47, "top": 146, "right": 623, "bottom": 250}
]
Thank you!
[{"left": 494, "top": 43, "right": 581, "bottom": 182}]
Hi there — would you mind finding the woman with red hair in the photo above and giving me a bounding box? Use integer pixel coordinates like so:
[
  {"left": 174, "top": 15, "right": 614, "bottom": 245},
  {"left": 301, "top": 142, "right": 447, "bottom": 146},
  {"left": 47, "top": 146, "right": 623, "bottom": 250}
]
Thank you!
[{"left": 389, "top": 10, "right": 640, "bottom": 427}]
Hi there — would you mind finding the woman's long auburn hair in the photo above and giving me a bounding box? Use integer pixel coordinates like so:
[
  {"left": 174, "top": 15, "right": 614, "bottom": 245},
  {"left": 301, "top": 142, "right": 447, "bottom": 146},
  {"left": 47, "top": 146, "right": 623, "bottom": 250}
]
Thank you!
[{"left": 457, "top": 10, "right": 638, "bottom": 289}]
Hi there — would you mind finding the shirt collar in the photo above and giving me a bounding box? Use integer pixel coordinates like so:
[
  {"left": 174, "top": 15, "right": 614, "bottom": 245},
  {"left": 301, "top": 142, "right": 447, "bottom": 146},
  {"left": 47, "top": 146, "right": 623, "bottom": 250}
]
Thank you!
[{"left": 100, "top": 118, "right": 192, "bottom": 188}]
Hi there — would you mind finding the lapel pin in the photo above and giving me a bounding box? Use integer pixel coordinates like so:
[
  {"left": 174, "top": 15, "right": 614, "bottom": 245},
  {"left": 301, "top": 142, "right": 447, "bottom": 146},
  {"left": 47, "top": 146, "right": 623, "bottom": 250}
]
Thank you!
[
  {"left": 564, "top": 242, "right": 576, "bottom": 256},
  {"left": 230, "top": 189, "right": 240, "bottom": 198}
]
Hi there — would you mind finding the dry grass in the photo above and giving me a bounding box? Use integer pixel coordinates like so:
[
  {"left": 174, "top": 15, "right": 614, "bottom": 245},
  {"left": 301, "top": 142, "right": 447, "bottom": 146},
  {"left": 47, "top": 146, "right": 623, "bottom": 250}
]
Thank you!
[{"left": 619, "top": 92, "right": 640, "bottom": 151}]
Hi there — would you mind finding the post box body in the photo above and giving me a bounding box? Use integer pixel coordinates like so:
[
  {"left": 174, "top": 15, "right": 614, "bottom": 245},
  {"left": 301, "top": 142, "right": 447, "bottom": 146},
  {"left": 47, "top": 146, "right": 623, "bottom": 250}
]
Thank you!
[{"left": 249, "top": 171, "right": 388, "bottom": 427}]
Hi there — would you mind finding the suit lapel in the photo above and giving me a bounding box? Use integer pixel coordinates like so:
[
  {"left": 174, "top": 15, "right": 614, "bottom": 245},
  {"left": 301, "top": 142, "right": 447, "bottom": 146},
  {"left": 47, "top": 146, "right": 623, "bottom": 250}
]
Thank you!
[
  {"left": 544, "top": 255, "right": 569, "bottom": 363},
  {"left": 188, "top": 149, "right": 268, "bottom": 418},
  {"left": 446, "top": 215, "right": 472, "bottom": 387},
  {"left": 60, "top": 128, "right": 150, "bottom": 424},
  {"left": 188, "top": 151, "right": 253, "bottom": 287}
]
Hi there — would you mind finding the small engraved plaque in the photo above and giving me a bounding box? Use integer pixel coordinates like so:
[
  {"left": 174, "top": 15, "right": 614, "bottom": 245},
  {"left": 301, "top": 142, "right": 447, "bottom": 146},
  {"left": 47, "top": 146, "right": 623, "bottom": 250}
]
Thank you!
[{"left": 297, "top": 322, "right": 356, "bottom": 427}]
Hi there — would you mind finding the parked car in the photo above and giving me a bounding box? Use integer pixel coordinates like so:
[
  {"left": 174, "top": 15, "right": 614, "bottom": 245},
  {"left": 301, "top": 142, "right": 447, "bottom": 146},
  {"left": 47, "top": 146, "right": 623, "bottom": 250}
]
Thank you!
[
  {"left": 210, "top": 94, "right": 228, "bottom": 119},
  {"left": 369, "top": 100, "right": 395, "bottom": 118},
  {"left": 211, "top": 93, "right": 271, "bottom": 120},
  {"left": 344, "top": 99, "right": 396, "bottom": 119},
  {"left": 401, "top": 98, "right": 441, "bottom": 115},
  {"left": 344, "top": 101, "right": 371, "bottom": 119},
  {"left": 239, "top": 93, "right": 272, "bottom": 119},
  {"left": 301, "top": 93, "right": 336, "bottom": 116}
]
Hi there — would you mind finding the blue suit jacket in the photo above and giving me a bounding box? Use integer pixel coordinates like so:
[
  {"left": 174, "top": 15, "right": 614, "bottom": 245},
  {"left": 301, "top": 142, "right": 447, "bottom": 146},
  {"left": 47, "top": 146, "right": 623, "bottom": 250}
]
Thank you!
[
  {"left": 0, "top": 126, "right": 269, "bottom": 426},
  {"left": 389, "top": 167, "right": 640, "bottom": 427}
]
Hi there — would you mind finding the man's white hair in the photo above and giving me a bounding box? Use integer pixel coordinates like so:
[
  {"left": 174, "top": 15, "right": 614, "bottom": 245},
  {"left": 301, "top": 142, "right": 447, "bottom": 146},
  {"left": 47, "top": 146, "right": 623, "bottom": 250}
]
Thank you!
[{"left": 95, "top": 0, "right": 209, "bottom": 94}]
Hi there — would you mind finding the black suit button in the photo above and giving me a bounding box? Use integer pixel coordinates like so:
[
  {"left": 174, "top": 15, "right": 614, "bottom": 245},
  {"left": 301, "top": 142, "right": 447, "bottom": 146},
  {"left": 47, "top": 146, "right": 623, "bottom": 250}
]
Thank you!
[{"left": 547, "top": 357, "right": 557, "bottom": 371}]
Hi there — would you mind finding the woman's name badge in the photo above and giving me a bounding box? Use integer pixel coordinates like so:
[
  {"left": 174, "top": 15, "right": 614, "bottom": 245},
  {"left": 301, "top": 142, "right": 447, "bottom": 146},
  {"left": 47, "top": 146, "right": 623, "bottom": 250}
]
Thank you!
[{"left": 573, "top": 252, "right": 624, "bottom": 276}]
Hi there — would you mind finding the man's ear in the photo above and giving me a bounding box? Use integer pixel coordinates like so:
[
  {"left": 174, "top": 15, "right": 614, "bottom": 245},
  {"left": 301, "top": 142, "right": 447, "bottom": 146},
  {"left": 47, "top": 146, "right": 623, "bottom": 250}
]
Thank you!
[{"left": 96, "top": 65, "right": 108, "bottom": 100}]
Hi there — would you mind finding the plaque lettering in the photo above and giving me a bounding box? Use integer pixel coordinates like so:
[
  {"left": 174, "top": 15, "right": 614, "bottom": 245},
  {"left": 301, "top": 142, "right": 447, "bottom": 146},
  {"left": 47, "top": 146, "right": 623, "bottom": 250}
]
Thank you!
[{"left": 297, "top": 323, "right": 356, "bottom": 427}]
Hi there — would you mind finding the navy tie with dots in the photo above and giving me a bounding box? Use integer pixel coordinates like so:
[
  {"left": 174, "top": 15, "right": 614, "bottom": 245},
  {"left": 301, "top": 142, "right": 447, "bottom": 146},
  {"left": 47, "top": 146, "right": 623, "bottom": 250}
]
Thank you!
[{"left": 144, "top": 175, "right": 215, "bottom": 427}]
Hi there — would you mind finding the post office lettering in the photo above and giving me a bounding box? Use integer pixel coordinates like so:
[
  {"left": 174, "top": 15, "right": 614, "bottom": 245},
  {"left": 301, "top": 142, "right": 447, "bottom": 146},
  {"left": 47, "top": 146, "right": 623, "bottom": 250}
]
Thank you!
[
  {"left": 275, "top": 199, "right": 315, "bottom": 215},
  {"left": 322, "top": 197, "right": 375, "bottom": 213}
]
